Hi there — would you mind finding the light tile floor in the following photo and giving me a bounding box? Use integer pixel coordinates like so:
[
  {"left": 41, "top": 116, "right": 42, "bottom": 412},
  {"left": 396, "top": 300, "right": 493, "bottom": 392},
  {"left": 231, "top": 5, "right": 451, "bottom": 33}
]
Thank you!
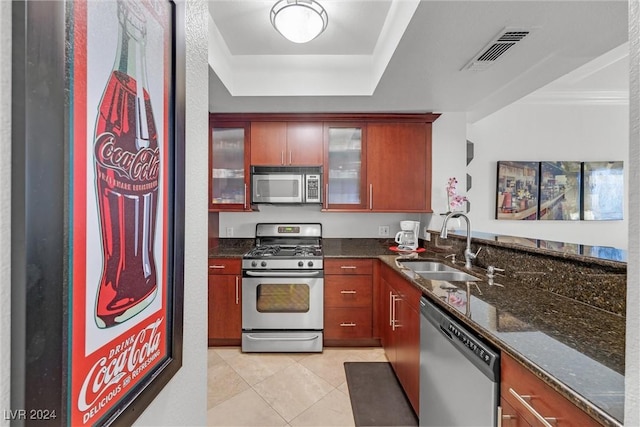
[{"left": 207, "top": 347, "right": 388, "bottom": 426}]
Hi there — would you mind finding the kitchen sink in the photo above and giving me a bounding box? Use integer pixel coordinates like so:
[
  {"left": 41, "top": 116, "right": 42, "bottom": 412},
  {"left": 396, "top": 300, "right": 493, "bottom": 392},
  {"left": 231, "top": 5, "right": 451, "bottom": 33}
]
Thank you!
[
  {"left": 398, "top": 260, "right": 480, "bottom": 282},
  {"left": 417, "top": 271, "right": 480, "bottom": 282},
  {"left": 398, "top": 260, "right": 460, "bottom": 273}
]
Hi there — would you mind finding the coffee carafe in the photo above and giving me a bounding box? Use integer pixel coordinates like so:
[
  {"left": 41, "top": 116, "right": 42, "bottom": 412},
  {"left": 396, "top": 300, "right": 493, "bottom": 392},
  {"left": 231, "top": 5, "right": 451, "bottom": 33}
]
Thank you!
[{"left": 395, "top": 220, "right": 420, "bottom": 251}]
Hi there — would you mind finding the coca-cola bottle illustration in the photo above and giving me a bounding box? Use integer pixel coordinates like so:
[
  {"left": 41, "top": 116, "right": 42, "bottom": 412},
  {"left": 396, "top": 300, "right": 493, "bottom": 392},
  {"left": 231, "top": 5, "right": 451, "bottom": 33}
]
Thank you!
[{"left": 94, "top": 0, "right": 160, "bottom": 328}]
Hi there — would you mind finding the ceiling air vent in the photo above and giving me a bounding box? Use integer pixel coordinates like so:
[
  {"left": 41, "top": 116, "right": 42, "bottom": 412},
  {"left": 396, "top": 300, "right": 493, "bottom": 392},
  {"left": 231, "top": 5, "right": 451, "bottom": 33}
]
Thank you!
[{"left": 462, "top": 28, "right": 531, "bottom": 71}]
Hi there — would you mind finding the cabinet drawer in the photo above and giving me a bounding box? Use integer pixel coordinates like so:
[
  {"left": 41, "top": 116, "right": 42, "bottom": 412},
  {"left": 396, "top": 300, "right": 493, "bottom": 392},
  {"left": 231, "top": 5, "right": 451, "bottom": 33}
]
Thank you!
[
  {"left": 501, "top": 353, "right": 601, "bottom": 427},
  {"left": 208, "top": 258, "right": 241, "bottom": 275},
  {"left": 324, "top": 307, "right": 372, "bottom": 340},
  {"left": 325, "top": 276, "right": 372, "bottom": 308},
  {"left": 325, "top": 258, "right": 373, "bottom": 275}
]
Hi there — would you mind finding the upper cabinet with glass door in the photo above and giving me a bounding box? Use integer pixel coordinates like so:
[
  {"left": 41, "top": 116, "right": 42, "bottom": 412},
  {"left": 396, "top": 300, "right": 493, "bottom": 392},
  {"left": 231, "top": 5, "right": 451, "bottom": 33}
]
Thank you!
[
  {"left": 209, "top": 122, "right": 251, "bottom": 211},
  {"left": 324, "top": 123, "right": 367, "bottom": 210}
]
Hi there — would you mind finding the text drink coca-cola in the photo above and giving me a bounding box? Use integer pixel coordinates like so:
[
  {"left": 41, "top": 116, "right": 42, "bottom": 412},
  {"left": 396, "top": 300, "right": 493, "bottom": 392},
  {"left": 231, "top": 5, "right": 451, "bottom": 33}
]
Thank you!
[{"left": 94, "top": 69, "right": 160, "bottom": 328}]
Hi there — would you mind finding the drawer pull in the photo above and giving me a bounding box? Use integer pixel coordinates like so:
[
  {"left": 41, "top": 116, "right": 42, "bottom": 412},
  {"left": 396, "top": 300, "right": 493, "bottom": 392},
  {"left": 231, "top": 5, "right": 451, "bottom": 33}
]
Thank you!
[
  {"left": 209, "top": 265, "right": 226, "bottom": 269},
  {"left": 340, "top": 290, "right": 357, "bottom": 294},
  {"left": 340, "top": 322, "right": 357, "bottom": 327},
  {"left": 340, "top": 266, "right": 358, "bottom": 269},
  {"left": 509, "top": 388, "right": 557, "bottom": 427}
]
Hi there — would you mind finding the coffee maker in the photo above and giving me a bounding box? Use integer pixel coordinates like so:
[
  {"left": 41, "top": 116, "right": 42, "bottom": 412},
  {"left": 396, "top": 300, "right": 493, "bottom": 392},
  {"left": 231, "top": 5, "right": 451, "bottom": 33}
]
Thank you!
[{"left": 395, "top": 220, "right": 420, "bottom": 251}]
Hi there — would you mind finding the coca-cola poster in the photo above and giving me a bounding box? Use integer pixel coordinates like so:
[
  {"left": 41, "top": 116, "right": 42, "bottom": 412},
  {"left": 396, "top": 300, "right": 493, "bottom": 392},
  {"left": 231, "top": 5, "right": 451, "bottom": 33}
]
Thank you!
[
  {"left": 68, "top": 0, "right": 184, "bottom": 425},
  {"left": 11, "top": 0, "right": 184, "bottom": 425}
]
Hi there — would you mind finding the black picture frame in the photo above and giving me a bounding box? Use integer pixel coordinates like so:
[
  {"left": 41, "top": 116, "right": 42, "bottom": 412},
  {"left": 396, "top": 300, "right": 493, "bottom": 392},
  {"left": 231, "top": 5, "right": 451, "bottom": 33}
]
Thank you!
[{"left": 11, "top": 1, "right": 186, "bottom": 425}]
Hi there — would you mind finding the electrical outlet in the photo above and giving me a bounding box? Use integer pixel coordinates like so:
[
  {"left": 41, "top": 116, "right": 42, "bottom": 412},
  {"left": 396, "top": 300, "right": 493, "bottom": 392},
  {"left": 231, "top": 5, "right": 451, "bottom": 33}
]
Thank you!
[
  {"left": 226, "top": 227, "right": 234, "bottom": 237},
  {"left": 378, "top": 225, "right": 390, "bottom": 237}
]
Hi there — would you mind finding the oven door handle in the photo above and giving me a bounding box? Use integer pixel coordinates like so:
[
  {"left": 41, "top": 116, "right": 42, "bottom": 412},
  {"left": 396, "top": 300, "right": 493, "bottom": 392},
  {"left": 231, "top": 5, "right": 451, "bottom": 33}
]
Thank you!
[
  {"left": 244, "top": 270, "right": 322, "bottom": 277},
  {"left": 244, "top": 334, "right": 320, "bottom": 342}
]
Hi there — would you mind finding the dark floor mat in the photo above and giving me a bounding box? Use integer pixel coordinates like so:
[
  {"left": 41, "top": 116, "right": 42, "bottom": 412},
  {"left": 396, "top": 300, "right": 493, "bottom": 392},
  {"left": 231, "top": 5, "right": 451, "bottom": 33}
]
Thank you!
[{"left": 344, "top": 362, "right": 418, "bottom": 427}]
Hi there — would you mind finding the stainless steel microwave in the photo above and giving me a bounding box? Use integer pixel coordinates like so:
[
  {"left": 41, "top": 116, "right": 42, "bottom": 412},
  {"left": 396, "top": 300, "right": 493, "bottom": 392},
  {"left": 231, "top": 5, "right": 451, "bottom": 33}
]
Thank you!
[{"left": 251, "top": 166, "right": 322, "bottom": 204}]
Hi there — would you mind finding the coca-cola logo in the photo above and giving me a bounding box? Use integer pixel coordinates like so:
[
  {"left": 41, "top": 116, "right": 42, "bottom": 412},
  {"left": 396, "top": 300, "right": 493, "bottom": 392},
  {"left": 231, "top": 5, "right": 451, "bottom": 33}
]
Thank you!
[
  {"left": 95, "top": 132, "right": 160, "bottom": 182},
  {"left": 78, "top": 317, "right": 163, "bottom": 419}
]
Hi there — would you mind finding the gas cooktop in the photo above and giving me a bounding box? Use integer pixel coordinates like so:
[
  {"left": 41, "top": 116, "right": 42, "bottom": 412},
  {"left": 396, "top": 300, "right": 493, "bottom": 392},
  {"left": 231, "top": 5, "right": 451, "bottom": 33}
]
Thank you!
[{"left": 243, "top": 223, "right": 323, "bottom": 270}]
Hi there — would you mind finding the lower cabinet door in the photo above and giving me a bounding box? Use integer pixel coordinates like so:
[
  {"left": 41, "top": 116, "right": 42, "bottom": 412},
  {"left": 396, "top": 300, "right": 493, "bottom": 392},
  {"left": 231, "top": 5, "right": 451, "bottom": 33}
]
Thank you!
[
  {"left": 208, "top": 274, "right": 241, "bottom": 341},
  {"left": 324, "top": 307, "right": 372, "bottom": 340}
]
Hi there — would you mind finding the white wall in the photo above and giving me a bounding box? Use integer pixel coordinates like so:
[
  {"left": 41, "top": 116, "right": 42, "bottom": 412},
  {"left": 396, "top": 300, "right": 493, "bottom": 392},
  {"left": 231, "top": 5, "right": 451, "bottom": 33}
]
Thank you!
[
  {"left": 423, "top": 112, "right": 470, "bottom": 236},
  {"left": 467, "top": 102, "right": 628, "bottom": 249},
  {"left": 626, "top": 2, "right": 640, "bottom": 424},
  {"left": 134, "top": 0, "right": 209, "bottom": 425},
  {"left": 220, "top": 207, "right": 420, "bottom": 239},
  {"left": 0, "top": 1, "right": 11, "bottom": 425}
]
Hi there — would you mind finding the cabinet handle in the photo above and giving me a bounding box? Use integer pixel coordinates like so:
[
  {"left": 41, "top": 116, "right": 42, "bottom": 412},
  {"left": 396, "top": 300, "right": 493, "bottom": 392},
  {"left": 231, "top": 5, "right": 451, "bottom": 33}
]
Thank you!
[
  {"left": 340, "top": 322, "right": 356, "bottom": 327},
  {"left": 325, "top": 183, "right": 328, "bottom": 208},
  {"left": 340, "top": 290, "right": 357, "bottom": 294},
  {"left": 289, "top": 151, "right": 292, "bottom": 165},
  {"left": 508, "top": 388, "right": 557, "bottom": 427},
  {"left": 389, "top": 291, "right": 393, "bottom": 327},
  {"left": 281, "top": 151, "right": 284, "bottom": 165},
  {"left": 210, "top": 265, "right": 226, "bottom": 270},
  {"left": 391, "top": 294, "right": 398, "bottom": 330},
  {"left": 244, "top": 183, "right": 247, "bottom": 209},
  {"left": 369, "top": 184, "right": 373, "bottom": 210},
  {"left": 340, "top": 266, "right": 357, "bottom": 269},
  {"left": 497, "top": 406, "right": 515, "bottom": 427},
  {"left": 235, "top": 277, "right": 239, "bottom": 305}
]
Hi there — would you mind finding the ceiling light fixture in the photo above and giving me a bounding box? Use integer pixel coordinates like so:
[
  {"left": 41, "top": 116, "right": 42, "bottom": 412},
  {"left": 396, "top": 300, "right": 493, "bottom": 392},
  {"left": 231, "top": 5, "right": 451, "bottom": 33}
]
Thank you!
[{"left": 270, "top": 0, "right": 328, "bottom": 44}]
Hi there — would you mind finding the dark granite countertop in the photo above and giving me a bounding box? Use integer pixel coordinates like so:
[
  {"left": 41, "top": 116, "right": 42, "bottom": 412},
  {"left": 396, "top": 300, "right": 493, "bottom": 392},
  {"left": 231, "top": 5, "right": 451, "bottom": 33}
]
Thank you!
[
  {"left": 210, "top": 237, "right": 625, "bottom": 426},
  {"left": 208, "top": 238, "right": 253, "bottom": 258},
  {"left": 379, "top": 255, "right": 624, "bottom": 427}
]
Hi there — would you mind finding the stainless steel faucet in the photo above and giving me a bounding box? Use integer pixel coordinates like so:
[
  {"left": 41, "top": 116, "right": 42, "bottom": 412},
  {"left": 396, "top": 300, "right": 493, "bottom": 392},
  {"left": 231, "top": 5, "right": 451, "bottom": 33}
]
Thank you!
[{"left": 439, "top": 212, "right": 480, "bottom": 269}]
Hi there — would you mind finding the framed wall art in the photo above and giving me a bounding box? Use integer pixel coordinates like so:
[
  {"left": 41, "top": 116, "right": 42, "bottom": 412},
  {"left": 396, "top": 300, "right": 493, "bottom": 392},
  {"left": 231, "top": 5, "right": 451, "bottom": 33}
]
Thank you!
[
  {"left": 539, "top": 161, "right": 581, "bottom": 221},
  {"left": 496, "top": 161, "right": 539, "bottom": 220},
  {"left": 496, "top": 160, "right": 623, "bottom": 222},
  {"left": 11, "top": 1, "right": 186, "bottom": 425},
  {"left": 583, "top": 161, "right": 624, "bottom": 220}
]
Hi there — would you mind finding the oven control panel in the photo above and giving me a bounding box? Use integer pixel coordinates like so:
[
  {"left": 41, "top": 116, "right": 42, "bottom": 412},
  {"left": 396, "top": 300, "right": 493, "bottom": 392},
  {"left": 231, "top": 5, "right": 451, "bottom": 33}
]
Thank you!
[
  {"left": 277, "top": 226, "right": 300, "bottom": 233},
  {"left": 242, "top": 258, "right": 324, "bottom": 270}
]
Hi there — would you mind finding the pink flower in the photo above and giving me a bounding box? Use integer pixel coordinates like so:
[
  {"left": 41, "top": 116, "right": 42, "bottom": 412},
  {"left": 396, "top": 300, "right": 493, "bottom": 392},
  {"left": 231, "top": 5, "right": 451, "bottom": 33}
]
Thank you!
[{"left": 446, "top": 177, "right": 468, "bottom": 211}]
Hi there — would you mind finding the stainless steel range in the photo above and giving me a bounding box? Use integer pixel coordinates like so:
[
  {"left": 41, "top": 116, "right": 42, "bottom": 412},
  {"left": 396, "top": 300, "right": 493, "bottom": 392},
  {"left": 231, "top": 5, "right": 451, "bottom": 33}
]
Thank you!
[{"left": 241, "top": 223, "right": 324, "bottom": 352}]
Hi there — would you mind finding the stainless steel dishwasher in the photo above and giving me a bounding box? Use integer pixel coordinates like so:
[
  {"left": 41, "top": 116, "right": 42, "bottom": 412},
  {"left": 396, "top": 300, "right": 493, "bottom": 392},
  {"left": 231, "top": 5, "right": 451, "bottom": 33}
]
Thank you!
[{"left": 420, "top": 297, "right": 500, "bottom": 426}]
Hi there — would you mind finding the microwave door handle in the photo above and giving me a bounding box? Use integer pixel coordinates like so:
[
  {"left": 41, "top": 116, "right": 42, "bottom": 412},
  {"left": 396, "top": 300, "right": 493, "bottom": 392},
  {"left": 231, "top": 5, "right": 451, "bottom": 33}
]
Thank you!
[{"left": 299, "top": 177, "right": 304, "bottom": 203}]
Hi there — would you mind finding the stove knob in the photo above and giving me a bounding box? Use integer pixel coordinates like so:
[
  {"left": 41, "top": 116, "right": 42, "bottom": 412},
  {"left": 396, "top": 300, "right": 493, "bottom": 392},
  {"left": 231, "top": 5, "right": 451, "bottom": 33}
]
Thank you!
[
  {"left": 251, "top": 261, "right": 257, "bottom": 267},
  {"left": 308, "top": 261, "right": 314, "bottom": 267},
  {"left": 298, "top": 261, "right": 304, "bottom": 267},
  {"left": 261, "top": 261, "right": 267, "bottom": 267}
]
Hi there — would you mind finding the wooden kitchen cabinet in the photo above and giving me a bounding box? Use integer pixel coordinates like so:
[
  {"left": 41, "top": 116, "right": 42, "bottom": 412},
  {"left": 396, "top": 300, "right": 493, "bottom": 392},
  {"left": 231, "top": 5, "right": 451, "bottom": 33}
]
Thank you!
[
  {"left": 208, "top": 119, "right": 251, "bottom": 211},
  {"left": 324, "top": 259, "right": 375, "bottom": 345},
  {"left": 324, "top": 123, "right": 368, "bottom": 210},
  {"left": 210, "top": 113, "right": 438, "bottom": 212},
  {"left": 208, "top": 258, "right": 242, "bottom": 345},
  {"left": 380, "top": 262, "right": 421, "bottom": 414},
  {"left": 250, "top": 121, "right": 323, "bottom": 166},
  {"left": 501, "top": 352, "right": 602, "bottom": 427},
  {"left": 366, "top": 122, "right": 431, "bottom": 212}
]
